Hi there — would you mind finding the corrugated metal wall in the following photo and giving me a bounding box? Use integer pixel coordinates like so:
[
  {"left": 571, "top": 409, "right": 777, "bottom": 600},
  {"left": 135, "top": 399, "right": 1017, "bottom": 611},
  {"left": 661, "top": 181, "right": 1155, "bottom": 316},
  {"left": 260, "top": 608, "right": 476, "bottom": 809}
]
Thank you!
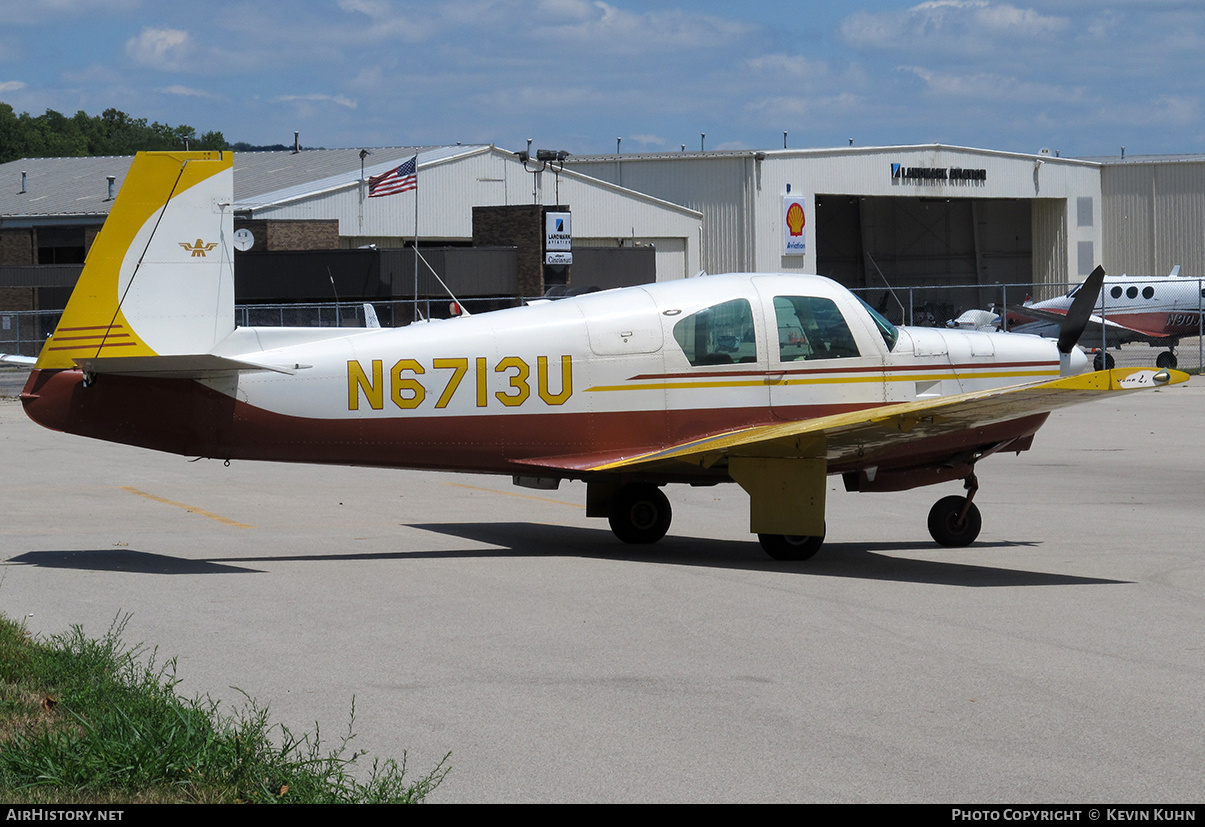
[
  {"left": 1031, "top": 199, "right": 1068, "bottom": 299},
  {"left": 1102, "top": 161, "right": 1205, "bottom": 277},
  {"left": 573, "top": 155, "right": 752, "bottom": 274}
]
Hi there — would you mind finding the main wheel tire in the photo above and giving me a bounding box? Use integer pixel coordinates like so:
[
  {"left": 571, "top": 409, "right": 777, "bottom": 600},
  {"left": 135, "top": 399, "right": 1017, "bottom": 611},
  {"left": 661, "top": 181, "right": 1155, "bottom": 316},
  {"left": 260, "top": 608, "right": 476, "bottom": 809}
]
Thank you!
[
  {"left": 758, "top": 530, "right": 825, "bottom": 561},
  {"left": 1093, "top": 351, "right": 1116, "bottom": 371},
  {"left": 1156, "top": 351, "right": 1178, "bottom": 369},
  {"left": 927, "top": 495, "right": 982, "bottom": 547},
  {"left": 608, "top": 484, "right": 672, "bottom": 544}
]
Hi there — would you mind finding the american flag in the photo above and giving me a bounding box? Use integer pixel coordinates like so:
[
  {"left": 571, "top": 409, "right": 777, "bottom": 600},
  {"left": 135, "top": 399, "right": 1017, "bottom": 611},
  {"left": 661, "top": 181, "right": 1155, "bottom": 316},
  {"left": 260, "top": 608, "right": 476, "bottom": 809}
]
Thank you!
[{"left": 368, "top": 155, "right": 417, "bottom": 197}]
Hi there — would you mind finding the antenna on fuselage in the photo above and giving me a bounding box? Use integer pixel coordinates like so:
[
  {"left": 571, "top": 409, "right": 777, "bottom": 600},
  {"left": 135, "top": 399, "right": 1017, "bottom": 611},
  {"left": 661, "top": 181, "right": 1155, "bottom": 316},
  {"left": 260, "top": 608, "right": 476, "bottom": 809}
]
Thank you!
[{"left": 863, "top": 251, "right": 906, "bottom": 324}]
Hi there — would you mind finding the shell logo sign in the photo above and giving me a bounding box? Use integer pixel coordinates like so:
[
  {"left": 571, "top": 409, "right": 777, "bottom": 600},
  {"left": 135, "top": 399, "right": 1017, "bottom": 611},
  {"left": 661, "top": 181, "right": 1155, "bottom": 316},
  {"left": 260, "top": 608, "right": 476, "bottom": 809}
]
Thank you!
[{"left": 782, "top": 196, "right": 807, "bottom": 256}]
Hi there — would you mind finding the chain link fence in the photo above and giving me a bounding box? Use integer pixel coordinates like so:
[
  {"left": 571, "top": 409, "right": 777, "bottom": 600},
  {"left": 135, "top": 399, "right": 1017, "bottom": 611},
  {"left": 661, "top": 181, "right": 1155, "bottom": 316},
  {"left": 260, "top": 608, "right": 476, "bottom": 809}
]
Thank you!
[
  {"left": 850, "top": 280, "right": 1205, "bottom": 372},
  {"left": 4, "top": 282, "right": 1203, "bottom": 371}
]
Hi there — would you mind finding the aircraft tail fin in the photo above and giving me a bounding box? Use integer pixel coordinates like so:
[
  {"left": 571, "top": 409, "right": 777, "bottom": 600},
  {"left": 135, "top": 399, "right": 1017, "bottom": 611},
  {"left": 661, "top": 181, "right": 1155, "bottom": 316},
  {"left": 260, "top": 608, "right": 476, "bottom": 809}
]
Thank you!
[{"left": 35, "top": 151, "right": 235, "bottom": 370}]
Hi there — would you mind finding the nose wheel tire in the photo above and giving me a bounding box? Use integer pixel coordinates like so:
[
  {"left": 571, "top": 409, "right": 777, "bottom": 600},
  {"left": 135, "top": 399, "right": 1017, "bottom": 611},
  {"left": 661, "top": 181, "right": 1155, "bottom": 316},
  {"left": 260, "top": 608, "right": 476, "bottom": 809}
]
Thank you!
[
  {"left": 758, "top": 530, "right": 825, "bottom": 561},
  {"left": 608, "top": 484, "right": 672, "bottom": 544},
  {"left": 927, "top": 495, "right": 982, "bottom": 547}
]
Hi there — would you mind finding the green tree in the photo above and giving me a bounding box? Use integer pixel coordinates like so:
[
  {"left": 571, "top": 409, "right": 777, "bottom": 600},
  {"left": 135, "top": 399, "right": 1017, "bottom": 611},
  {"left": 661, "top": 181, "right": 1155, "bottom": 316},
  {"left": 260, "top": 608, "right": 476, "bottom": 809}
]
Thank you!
[{"left": 0, "top": 103, "right": 230, "bottom": 161}]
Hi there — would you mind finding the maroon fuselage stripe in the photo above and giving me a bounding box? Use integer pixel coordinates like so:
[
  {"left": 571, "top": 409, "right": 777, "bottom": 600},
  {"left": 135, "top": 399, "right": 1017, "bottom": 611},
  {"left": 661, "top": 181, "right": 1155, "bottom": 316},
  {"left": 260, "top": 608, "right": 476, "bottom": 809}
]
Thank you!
[{"left": 20, "top": 369, "right": 1046, "bottom": 480}]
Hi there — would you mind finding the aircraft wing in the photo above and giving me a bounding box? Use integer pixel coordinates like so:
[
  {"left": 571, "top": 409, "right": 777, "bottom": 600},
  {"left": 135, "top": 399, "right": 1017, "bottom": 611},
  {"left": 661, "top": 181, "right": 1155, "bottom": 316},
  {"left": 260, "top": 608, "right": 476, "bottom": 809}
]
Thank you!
[
  {"left": 521, "top": 367, "right": 1188, "bottom": 474},
  {"left": 1014, "top": 305, "right": 1171, "bottom": 340}
]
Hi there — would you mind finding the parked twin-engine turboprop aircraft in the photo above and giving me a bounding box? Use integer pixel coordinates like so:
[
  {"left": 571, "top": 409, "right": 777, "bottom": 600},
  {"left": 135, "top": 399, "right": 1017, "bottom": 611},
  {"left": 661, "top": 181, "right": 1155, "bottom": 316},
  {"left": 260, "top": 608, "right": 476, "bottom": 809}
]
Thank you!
[
  {"left": 1006, "top": 266, "right": 1203, "bottom": 370},
  {"left": 13, "top": 152, "right": 1190, "bottom": 559}
]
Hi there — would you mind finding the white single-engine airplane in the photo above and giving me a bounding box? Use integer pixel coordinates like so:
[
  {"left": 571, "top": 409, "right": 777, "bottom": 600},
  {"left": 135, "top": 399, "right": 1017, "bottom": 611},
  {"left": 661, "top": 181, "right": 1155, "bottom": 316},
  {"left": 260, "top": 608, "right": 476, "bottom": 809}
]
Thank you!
[
  {"left": 12, "top": 152, "right": 1190, "bottom": 559},
  {"left": 1005, "top": 266, "right": 1203, "bottom": 370}
]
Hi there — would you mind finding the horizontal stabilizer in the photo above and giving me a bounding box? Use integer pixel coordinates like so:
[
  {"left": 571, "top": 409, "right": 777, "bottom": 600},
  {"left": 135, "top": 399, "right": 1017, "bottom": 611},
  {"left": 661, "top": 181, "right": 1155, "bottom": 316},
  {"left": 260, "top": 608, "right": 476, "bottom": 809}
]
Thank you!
[
  {"left": 0, "top": 353, "right": 37, "bottom": 367},
  {"left": 74, "top": 354, "right": 299, "bottom": 379}
]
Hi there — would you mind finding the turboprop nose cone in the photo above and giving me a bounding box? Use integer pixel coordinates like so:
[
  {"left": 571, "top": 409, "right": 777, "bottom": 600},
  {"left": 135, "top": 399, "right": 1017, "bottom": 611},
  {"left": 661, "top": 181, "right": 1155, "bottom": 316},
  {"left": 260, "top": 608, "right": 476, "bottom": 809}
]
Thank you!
[{"left": 1061, "top": 347, "right": 1091, "bottom": 376}]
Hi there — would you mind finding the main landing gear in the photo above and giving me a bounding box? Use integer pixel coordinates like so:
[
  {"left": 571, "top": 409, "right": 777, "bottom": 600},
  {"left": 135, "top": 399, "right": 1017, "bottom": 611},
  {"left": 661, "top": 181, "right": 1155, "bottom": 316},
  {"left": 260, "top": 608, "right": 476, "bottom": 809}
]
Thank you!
[
  {"left": 607, "top": 483, "right": 672, "bottom": 544},
  {"left": 601, "top": 475, "right": 985, "bottom": 560},
  {"left": 757, "top": 530, "right": 826, "bottom": 561},
  {"left": 1156, "top": 350, "right": 1178, "bottom": 369},
  {"left": 926, "top": 474, "right": 982, "bottom": 547}
]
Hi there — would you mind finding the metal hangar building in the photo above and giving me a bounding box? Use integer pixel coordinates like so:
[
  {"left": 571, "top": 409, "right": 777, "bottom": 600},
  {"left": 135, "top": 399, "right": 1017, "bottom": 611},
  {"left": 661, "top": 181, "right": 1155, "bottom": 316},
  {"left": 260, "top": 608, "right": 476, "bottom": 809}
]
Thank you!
[{"left": 568, "top": 144, "right": 1106, "bottom": 301}]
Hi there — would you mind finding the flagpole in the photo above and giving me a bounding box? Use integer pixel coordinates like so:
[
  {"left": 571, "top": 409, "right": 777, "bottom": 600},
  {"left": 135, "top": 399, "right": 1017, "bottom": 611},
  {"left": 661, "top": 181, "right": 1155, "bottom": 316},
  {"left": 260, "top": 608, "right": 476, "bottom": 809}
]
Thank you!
[{"left": 413, "top": 153, "right": 420, "bottom": 322}]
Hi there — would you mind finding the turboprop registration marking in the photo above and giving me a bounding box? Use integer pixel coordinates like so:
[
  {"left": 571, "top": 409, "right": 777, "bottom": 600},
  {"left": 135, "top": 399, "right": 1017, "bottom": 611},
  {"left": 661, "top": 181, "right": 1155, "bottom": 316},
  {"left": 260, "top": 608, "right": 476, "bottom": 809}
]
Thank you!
[{"left": 347, "top": 355, "right": 573, "bottom": 411}]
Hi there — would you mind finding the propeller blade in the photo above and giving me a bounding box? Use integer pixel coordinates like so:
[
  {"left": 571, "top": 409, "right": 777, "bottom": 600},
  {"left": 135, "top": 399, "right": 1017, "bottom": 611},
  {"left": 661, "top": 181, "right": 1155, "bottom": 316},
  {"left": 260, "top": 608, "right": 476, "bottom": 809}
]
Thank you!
[{"left": 1058, "top": 265, "right": 1106, "bottom": 354}]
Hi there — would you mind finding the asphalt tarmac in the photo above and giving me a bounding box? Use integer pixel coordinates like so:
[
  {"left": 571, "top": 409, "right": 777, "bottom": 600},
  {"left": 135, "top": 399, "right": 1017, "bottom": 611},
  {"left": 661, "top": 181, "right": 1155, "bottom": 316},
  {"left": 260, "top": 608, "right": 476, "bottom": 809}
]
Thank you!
[{"left": 2, "top": 381, "right": 1202, "bottom": 803}]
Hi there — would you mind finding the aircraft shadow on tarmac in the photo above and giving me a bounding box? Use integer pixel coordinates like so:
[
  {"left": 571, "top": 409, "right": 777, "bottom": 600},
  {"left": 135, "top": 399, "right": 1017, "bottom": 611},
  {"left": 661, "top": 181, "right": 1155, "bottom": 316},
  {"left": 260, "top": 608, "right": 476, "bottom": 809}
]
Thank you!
[
  {"left": 7, "top": 523, "right": 1125, "bottom": 588},
  {"left": 6, "top": 549, "right": 263, "bottom": 575},
  {"left": 404, "top": 522, "right": 1126, "bottom": 588}
]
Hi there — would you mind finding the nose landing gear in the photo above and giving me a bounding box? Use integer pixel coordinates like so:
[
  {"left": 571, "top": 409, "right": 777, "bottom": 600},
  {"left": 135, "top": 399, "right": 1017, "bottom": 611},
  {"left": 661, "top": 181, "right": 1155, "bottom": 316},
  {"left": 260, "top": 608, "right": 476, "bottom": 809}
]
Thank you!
[{"left": 927, "top": 473, "right": 982, "bottom": 547}]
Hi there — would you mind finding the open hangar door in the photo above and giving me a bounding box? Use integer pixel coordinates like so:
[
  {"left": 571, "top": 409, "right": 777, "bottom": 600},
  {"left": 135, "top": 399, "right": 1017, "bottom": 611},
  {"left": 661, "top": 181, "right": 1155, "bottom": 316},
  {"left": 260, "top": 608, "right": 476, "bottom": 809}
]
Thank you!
[{"left": 815, "top": 195, "right": 1035, "bottom": 326}]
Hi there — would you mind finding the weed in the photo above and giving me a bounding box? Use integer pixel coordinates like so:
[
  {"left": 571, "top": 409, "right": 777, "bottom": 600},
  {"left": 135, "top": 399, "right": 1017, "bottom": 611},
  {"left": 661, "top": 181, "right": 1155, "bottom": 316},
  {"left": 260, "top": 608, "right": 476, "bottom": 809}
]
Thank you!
[{"left": 0, "top": 612, "right": 448, "bottom": 803}]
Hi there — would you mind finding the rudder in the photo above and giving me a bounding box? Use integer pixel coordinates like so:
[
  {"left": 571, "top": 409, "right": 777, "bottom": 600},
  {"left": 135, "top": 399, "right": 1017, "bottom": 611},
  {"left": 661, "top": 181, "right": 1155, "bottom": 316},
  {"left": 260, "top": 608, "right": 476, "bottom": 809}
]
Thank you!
[{"left": 36, "top": 151, "right": 235, "bottom": 370}]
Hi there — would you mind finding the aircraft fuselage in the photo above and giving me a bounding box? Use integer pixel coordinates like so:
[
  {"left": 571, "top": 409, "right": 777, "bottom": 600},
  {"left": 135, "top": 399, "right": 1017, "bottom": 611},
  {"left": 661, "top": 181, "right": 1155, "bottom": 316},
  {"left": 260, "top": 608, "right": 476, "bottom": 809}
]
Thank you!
[{"left": 23, "top": 274, "right": 1071, "bottom": 480}]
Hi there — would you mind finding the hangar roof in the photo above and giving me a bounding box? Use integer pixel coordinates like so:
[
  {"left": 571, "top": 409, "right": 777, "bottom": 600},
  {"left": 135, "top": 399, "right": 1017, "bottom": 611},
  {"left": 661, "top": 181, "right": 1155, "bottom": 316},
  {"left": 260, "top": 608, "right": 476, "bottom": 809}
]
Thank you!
[
  {"left": 0, "top": 146, "right": 452, "bottom": 221},
  {"left": 569, "top": 142, "right": 1100, "bottom": 169}
]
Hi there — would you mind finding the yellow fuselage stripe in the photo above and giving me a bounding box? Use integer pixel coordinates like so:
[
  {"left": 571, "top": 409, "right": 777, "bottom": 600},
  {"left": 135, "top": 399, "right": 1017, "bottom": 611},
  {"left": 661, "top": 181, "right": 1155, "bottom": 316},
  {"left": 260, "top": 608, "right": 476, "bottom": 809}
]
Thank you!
[{"left": 585, "top": 369, "right": 1059, "bottom": 393}]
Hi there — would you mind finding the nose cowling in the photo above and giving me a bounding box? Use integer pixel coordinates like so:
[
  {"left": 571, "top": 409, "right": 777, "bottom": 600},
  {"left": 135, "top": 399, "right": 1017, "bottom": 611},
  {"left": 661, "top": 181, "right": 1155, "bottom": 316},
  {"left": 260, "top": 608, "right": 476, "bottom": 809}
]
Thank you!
[{"left": 1060, "top": 347, "right": 1090, "bottom": 376}]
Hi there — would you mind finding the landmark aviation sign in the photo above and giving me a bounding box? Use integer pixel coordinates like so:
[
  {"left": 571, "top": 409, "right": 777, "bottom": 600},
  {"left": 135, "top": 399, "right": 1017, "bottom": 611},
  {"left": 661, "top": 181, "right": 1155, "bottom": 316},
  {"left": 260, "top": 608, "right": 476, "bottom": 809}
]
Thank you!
[{"left": 891, "top": 164, "right": 987, "bottom": 185}]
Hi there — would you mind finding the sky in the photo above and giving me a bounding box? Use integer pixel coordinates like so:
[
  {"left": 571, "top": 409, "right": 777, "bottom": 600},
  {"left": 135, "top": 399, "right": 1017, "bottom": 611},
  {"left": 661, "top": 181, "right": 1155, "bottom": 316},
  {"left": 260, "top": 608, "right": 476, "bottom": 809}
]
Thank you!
[{"left": 2, "top": 0, "right": 1204, "bottom": 158}]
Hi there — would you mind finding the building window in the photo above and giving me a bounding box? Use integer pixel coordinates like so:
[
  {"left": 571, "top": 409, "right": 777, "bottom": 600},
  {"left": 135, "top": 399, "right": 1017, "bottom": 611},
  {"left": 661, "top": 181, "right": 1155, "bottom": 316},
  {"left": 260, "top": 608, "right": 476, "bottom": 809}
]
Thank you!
[
  {"left": 1077, "top": 197, "right": 1094, "bottom": 228},
  {"left": 1077, "top": 241, "right": 1094, "bottom": 277}
]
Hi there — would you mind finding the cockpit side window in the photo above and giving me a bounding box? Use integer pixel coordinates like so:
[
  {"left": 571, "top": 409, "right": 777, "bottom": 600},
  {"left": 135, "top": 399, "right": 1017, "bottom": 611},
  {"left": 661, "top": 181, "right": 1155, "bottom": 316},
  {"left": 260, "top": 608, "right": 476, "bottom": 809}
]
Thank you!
[
  {"left": 773, "top": 296, "right": 862, "bottom": 361},
  {"left": 672, "top": 298, "right": 757, "bottom": 366}
]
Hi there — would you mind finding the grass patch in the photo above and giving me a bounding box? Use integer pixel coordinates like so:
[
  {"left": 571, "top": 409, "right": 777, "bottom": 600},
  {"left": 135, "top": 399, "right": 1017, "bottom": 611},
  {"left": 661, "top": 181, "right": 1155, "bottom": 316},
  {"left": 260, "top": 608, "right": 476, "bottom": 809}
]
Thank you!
[{"left": 0, "top": 613, "right": 448, "bottom": 803}]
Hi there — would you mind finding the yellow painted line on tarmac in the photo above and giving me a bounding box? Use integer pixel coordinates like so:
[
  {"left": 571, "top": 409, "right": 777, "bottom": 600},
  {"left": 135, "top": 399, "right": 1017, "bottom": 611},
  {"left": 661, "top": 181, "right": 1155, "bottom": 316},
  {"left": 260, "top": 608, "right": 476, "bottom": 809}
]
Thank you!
[
  {"left": 120, "top": 486, "right": 256, "bottom": 529},
  {"left": 443, "top": 482, "right": 582, "bottom": 508}
]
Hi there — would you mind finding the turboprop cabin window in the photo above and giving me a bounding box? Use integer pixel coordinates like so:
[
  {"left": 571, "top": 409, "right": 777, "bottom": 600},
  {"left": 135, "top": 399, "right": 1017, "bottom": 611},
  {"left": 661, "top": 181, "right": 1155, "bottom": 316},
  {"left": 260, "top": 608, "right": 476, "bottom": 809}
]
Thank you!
[
  {"left": 772, "top": 296, "right": 861, "bottom": 361},
  {"left": 672, "top": 298, "right": 758, "bottom": 366}
]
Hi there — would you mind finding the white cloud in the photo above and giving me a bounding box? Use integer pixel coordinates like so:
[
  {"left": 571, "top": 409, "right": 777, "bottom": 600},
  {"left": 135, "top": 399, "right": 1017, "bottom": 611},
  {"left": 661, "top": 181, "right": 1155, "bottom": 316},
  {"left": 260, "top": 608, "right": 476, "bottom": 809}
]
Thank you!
[
  {"left": 842, "top": 1, "right": 1068, "bottom": 52},
  {"left": 0, "top": 80, "right": 27, "bottom": 93},
  {"left": 125, "top": 27, "right": 191, "bottom": 71},
  {"left": 530, "top": 1, "right": 755, "bottom": 54},
  {"left": 0, "top": 0, "right": 138, "bottom": 25},
  {"left": 1097, "top": 94, "right": 1202, "bottom": 128},
  {"left": 745, "top": 54, "right": 830, "bottom": 78},
  {"left": 160, "top": 84, "right": 220, "bottom": 100},
  {"left": 902, "top": 66, "right": 1085, "bottom": 104},
  {"left": 276, "top": 93, "right": 358, "bottom": 110},
  {"left": 746, "top": 91, "right": 864, "bottom": 119}
]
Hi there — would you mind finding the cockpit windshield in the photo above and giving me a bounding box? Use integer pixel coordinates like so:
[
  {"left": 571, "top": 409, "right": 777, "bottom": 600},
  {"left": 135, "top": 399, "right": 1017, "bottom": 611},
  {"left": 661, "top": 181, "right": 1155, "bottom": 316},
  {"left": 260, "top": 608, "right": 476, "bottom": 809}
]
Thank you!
[{"left": 855, "top": 295, "right": 899, "bottom": 351}]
